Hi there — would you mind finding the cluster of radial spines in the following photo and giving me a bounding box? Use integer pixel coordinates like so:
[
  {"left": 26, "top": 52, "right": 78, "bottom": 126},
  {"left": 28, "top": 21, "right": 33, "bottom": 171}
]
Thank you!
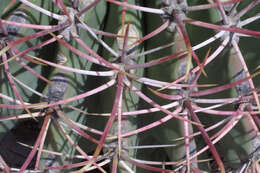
[{"left": 0, "top": 0, "right": 260, "bottom": 172}]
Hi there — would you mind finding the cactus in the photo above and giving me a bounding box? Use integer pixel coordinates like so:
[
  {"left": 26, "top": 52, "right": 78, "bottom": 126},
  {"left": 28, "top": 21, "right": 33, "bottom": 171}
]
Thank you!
[{"left": 0, "top": 0, "right": 260, "bottom": 172}]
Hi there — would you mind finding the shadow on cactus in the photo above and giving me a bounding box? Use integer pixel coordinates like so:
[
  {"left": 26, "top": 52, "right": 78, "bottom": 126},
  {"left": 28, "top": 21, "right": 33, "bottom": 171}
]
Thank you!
[{"left": 0, "top": 0, "right": 260, "bottom": 172}]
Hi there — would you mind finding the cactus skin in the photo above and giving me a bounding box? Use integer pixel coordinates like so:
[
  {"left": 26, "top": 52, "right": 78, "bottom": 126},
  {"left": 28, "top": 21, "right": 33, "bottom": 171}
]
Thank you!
[{"left": 0, "top": 0, "right": 260, "bottom": 172}]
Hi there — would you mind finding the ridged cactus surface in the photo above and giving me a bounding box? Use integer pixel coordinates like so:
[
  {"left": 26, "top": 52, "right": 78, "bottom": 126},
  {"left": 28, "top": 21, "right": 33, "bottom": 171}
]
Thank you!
[{"left": 0, "top": 0, "right": 260, "bottom": 172}]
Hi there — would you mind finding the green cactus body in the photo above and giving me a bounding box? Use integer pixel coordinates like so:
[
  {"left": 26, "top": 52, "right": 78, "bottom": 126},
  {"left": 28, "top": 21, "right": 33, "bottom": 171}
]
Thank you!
[{"left": 1, "top": 0, "right": 260, "bottom": 172}]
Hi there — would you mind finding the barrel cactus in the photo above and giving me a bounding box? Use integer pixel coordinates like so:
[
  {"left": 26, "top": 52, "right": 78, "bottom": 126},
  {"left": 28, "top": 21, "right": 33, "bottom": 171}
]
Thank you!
[{"left": 0, "top": 0, "right": 260, "bottom": 172}]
